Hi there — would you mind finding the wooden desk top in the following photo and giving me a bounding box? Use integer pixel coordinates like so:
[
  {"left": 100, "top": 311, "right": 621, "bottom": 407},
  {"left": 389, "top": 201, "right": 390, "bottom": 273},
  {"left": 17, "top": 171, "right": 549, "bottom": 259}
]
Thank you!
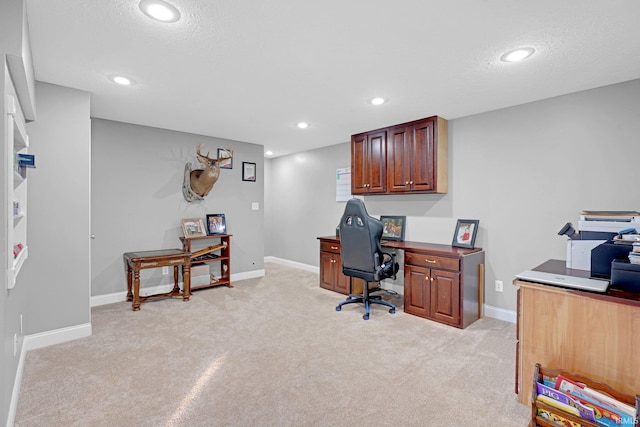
[
  {"left": 317, "top": 235, "right": 482, "bottom": 256},
  {"left": 516, "top": 258, "right": 640, "bottom": 306}
]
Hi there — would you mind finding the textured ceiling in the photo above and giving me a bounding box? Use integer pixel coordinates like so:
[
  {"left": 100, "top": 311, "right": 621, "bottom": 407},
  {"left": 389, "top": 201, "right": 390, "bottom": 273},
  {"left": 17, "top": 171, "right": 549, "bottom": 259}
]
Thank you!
[{"left": 25, "top": 0, "right": 640, "bottom": 157}]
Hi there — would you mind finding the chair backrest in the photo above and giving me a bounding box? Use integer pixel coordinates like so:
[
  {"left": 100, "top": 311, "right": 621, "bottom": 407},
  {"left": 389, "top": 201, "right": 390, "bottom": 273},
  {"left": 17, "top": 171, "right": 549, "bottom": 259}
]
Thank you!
[{"left": 339, "top": 199, "right": 384, "bottom": 282}]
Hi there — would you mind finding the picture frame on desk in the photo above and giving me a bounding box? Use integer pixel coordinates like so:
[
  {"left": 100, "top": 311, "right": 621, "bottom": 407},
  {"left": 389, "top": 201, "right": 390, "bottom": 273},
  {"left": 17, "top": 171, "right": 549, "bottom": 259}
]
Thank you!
[
  {"left": 182, "top": 218, "right": 207, "bottom": 238},
  {"left": 380, "top": 215, "right": 406, "bottom": 241},
  {"left": 452, "top": 219, "right": 479, "bottom": 248},
  {"left": 206, "top": 213, "right": 226, "bottom": 235}
]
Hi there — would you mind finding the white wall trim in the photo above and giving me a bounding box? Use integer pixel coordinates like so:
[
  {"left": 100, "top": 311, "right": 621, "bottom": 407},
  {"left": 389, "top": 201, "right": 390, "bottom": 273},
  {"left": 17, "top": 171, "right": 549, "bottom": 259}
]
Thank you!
[
  {"left": 265, "top": 256, "right": 319, "bottom": 274},
  {"left": 7, "top": 340, "right": 27, "bottom": 427},
  {"left": 90, "top": 269, "right": 266, "bottom": 307},
  {"left": 483, "top": 304, "right": 516, "bottom": 324},
  {"left": 23, "top": 323, "right": 93, "bottom": 352}
]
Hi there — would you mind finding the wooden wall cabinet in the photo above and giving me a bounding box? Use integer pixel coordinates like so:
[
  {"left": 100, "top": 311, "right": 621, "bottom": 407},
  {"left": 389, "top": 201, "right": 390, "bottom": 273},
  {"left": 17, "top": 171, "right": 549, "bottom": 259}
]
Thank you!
[
  {"left": 403, "top": 246, "right": 484, "bottom": 329},
  {"left": 351, "top": 130, "right": 386, "bottom": 194},
  {"left": 351, "top": 115, "right": 447, "bottom": 195},
  {"left": 319, "top": 239, "right": 350, "bottom": 294}
]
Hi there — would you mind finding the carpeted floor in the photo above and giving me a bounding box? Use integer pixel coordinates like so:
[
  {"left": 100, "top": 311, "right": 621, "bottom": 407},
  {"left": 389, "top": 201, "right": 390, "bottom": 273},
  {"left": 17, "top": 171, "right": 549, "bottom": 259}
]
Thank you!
[{"left": 15, "top": 263, "right": 530, "bottom": 426}]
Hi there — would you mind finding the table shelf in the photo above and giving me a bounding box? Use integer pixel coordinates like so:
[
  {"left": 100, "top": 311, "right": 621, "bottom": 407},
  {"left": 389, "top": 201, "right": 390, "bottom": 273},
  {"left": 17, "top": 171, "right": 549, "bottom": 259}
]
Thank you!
[{"left": 180, "top": 234, "right": 232, "bottom": 290}]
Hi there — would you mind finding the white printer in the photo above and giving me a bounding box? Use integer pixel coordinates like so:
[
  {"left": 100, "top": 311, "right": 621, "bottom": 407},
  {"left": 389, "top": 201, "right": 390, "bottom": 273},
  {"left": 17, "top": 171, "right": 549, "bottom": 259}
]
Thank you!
[{"left": 561, "top": 211, "right": 640, "bottom": 271}]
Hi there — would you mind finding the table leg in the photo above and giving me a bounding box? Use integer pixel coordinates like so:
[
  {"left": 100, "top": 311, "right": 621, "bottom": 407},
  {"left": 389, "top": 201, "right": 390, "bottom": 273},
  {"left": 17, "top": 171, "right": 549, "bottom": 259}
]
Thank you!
[
  {"left": 132, "top": 263, "right": 141, "bottom": 311},
  {"left": 125, "top": 260, "right": 133, "bottom": 302},
  {"left": 183, "top": 262, "right": 190, "bottom": 301},
  {"left": 172, "top": 266, "right": 180, "bottom": 293}
]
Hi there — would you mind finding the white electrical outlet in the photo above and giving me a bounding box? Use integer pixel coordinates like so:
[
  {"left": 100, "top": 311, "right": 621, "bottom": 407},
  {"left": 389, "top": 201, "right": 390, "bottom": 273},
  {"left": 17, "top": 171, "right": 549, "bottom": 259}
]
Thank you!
[
  {"left": 495, "top": 280, "right": 504, "bottom": 292},
  {"left": 162, "top": 266, "right": 169, "bottom": 275}
]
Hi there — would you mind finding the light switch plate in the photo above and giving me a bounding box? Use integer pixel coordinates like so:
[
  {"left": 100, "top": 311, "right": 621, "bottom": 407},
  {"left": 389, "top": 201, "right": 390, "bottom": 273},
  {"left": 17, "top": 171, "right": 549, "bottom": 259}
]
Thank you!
[{"left": 251, "top": 202, "right": 259, "bottom": 211}]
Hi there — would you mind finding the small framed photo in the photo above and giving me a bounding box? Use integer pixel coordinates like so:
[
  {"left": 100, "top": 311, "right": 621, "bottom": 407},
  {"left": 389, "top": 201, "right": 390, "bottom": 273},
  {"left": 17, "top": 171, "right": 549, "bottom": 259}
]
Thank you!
[
  {"left": 242, "top": 162, "right": 256, "bottom": 182},
  {"left": 206, "top": 214, "right": 226, "bottom": 235},
  {"left": 452, "top": 219, "right": 479, "bottom": 248},
  {"left": 380, "top": 215, "right": 406, "bottom": 241},
  {"left": 217, "top": 148, "right": 232, "bottom": 169},
  {"left": 182, "top": 218, "right": 207, "bottom": 238}
]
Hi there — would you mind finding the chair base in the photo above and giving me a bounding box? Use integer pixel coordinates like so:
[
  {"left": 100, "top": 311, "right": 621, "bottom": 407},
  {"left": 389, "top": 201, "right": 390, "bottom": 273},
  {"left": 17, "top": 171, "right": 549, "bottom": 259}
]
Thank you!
[{"left": 335, "top": 290, "right": 396, "bottom": 320}]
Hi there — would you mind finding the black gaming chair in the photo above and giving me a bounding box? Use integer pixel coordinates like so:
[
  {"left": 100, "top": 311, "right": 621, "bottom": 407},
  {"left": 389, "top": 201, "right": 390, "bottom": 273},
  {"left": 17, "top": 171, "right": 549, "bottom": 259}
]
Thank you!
[{"left": 335, "top": 198, "right": 398, "bottom": 320}]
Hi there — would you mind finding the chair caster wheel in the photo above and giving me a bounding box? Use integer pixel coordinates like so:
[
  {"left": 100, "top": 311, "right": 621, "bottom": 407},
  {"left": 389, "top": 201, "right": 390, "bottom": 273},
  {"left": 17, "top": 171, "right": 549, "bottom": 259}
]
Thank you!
[
  {"left": 363, "top": 314, "right": 369, "bottom": 320},
  {"left": 336, "top": 306, "right": 341, "bottom": 312},
  {"left": 389, "top": 308, "right": 396, "bottom": 314}
]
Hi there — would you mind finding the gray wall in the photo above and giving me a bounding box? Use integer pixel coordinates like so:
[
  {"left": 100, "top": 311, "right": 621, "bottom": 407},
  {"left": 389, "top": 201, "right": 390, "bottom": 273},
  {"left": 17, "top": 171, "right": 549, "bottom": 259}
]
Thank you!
[
  {"left": 91, "top": 119, "right": 264, "bottom": 297},
  {"left": 265, "top": 79, "right": 640, "bottom": 312},
  {"left": 21, "top": 82, "right": 91, "bottom": 333}
]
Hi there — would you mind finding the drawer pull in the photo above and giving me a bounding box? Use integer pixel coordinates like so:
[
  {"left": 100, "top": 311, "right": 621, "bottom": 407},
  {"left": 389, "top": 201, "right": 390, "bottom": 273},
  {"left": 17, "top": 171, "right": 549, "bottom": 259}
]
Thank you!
[
  {"left": 331, "top": 246, "right": 338, "bottom": 250},
  {"left": 425, "top": 259, "right": 436, "bottom": 264}
]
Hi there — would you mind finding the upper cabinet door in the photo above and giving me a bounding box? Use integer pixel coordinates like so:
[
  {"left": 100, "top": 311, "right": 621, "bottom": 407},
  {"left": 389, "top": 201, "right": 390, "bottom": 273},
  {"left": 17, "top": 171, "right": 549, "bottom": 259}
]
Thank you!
[
  {"left": 408, "top": 119, "right": 436, "bottom": 192},
  {"left": 351, "top": 130, "right": 386, "bottom": 194}
]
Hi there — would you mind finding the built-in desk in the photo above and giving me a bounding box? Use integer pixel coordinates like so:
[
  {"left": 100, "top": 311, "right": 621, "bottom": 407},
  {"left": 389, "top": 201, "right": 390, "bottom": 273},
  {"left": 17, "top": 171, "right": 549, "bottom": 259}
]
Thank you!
[
  {"left": 514, "top": 259, "right": 640, "bottom": 405},
  {"left": 318, "top": 236, "right": 485, "bottom": 328}
]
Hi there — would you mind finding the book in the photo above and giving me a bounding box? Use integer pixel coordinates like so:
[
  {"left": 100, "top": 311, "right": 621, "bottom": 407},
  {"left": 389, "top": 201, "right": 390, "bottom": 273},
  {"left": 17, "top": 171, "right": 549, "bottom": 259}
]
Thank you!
[
  {"left": 536, "top": 406, "right": 584, "bottom": 427},
  {"left": 537, "top": 382, "right": 597, "bottom": 422},
  {"left": 555, "top": 374, "right": 636, "bottom": 426}
]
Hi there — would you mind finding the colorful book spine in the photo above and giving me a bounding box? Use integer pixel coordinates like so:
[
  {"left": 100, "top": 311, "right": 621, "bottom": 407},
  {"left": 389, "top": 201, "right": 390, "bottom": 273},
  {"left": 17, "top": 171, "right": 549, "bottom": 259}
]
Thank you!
[{"left": 537, "top": 382, "right": 597, "bottom": 422}]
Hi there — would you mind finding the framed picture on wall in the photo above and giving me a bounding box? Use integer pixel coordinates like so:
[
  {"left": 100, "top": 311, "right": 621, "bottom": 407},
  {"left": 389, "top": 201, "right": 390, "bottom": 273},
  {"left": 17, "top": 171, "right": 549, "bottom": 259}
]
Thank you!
[
  {"left": 206, "top": 214, "right": 226, "bottom": 235},
  {"left": 380, "top": 216, "right": 406, "bottom": 241},
  {"left": 217, "top": 148, "right": 232, "bottom": 169},
  {"left": 242, "top": 162, "right": 256, "bottom": 182},
  {"left": 181, "top": 218, "right": 207, "bottom": 238},
  {"left": 452, "top": 219, "right": 479, "bottom": 248}
]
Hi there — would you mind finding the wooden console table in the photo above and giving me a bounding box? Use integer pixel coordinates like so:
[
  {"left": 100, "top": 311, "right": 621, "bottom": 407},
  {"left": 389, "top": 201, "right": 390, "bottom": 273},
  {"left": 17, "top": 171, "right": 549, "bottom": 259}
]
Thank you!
[
  {"left": 123, "top": 249, "right": 191, "bottom": 311},
  {"left": 514, "top": 259, "right": 640, "bottom": 405}
]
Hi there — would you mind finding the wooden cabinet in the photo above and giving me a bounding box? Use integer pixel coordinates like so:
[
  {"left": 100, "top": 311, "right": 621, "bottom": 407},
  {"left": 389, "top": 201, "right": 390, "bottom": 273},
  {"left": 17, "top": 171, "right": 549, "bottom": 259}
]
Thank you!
[
  {"left": 351, "top": 115, "right": 447, "bottom": 195},
  {"left": 351, "top": 130, "right": 386, "bottom": 194},
  {"left": 180, "top": 234, "right": 232, "bottom": 290},
  {"left": 403, "top": 245, "right": 483, "bottom": 329},
  {"left": 515, "top": 260, "right": 640, "bottom": 406},
  {"left": 318, "top": 239, "right": 350, "bottom": 294}
]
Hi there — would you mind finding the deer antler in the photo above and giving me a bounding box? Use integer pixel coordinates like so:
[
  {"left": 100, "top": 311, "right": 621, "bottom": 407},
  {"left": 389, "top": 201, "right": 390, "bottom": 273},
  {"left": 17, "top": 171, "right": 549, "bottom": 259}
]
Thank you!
[{"left": 196, "top": 144, "right": 215, "bottom": 161}]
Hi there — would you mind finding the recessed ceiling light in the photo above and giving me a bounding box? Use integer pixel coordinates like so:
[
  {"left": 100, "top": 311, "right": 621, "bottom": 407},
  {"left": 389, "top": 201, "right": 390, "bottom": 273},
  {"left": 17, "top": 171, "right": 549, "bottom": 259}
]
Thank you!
[
  {"left": 139, "top": 0, "right": 181, "bottom": 23},
  {"left": 110, "top": 75, "right": 134, "bottom": 86},
  {"left": 265, "top": 150, "right": 274, "bottom": 156},
  {"left": 297, "top": 122, "right": 309, "bottom": 129},
  {"left": 500, "top": 47, "right": 535, "bottom": 62},
  {"left": 371, "top": 97, "right": 386, "bottom": 105}
]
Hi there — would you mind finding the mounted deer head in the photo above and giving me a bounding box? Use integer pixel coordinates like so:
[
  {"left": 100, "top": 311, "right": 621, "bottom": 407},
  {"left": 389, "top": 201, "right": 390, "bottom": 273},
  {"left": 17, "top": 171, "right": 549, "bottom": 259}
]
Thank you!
[{"left": 182, "top": 145, "right": 232, "bottom": 202}]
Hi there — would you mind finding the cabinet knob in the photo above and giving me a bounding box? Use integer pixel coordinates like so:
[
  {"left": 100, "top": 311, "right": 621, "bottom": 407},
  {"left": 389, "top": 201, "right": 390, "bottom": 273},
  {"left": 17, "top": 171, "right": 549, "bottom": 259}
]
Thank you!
[
  {"left": 405, "top": 181, "right": 409, "bottom": 185},
  {"left": 410, "top": 181, "right": 414, "bottom": 185},
  {"left": 431, "top": 277, "right": 434, "bottom": 281}
]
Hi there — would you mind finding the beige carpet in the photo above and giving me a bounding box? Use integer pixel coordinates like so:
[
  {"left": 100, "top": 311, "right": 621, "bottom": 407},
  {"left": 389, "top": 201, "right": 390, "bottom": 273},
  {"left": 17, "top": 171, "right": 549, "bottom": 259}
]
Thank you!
[{"left": 15, "top": 263, "right": 530, "bottom": 426}]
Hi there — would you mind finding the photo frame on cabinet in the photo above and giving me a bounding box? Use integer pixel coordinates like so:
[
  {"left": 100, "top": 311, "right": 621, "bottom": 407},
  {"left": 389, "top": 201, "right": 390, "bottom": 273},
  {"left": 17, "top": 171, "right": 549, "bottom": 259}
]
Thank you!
[
  {"left": 380, "top": 216, "right": 406, "bottom": 241},
  {"left": 242, "top": 162, "right": 256, "bottom": 182},
  {"left": 206, "top": 214, "right": 226, "bottom": 235},
  {"left": 452, "top": 219, "right": 479, "bottom": 248},
  {"left": 217, "top": 148, "right": 232, "bottom": 169},
  {"left": 182, "top": 218, "right": 207, "bottom": 238}
]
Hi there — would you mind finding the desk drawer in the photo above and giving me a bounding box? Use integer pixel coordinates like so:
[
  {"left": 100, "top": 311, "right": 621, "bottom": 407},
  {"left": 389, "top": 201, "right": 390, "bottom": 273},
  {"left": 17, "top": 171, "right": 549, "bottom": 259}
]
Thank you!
[
  {"left": 405, "top": 252, "right": 459, "bottom": 271},
  {"left": 320, "top": 241, "right": 341, "bottom": 254}
]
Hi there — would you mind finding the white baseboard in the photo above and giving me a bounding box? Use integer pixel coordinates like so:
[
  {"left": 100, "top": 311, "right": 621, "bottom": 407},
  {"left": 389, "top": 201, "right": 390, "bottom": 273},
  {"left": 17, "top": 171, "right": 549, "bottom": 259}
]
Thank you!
[
  {"left": 23, "top": 323, "right": 92, "bottom": 351},
  {"left": 265, "top": 256, "right": 319, "bottom": 274},
  {"left": 7, "top": 340, "right": 27, "bottom": 427},
  {"left": 90, "top": 269, "right": 266, "bottom": 307},
  {"left": 483, "top": 304, "right": 516, "bottom": 324}
]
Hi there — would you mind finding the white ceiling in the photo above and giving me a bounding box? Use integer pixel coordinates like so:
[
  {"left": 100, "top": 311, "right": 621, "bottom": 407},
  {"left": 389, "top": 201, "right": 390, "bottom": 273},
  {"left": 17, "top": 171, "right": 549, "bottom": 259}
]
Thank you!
[{"left": 25, "top": 0, "right": 640, "bottom": 157}]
